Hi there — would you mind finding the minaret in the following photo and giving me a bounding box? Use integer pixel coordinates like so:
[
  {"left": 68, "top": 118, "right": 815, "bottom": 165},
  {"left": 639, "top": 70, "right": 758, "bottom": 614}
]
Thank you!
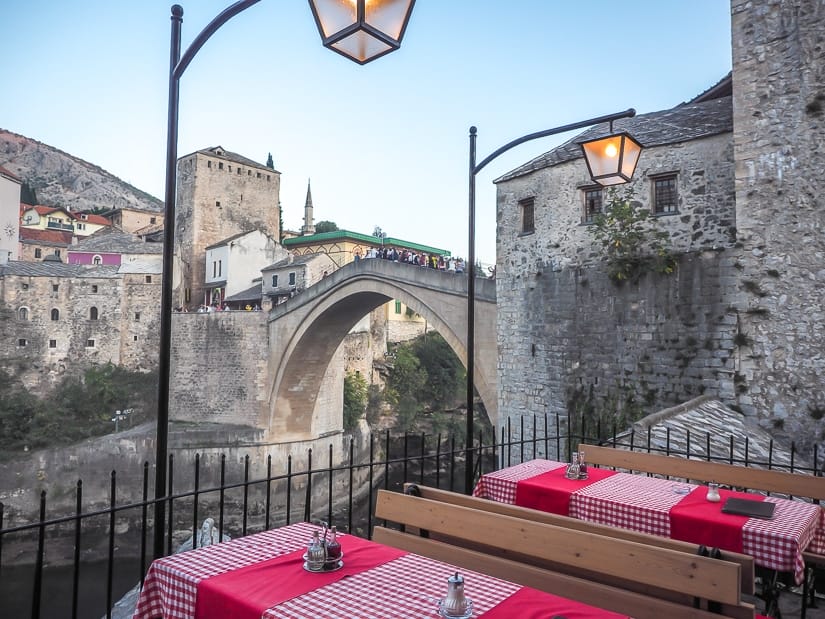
[{"left": 301, "top": 179, "right": 316, "bottom": 236}]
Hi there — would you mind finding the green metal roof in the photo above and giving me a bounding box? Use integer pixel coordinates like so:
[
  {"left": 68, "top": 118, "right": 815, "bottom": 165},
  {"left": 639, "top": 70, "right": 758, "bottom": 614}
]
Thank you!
[{"left": 283, "top": 230, "right": 450, "bottom": 256}]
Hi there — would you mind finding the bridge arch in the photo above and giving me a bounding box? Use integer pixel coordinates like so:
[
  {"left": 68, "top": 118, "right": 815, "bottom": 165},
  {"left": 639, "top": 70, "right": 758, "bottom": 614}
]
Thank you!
[{"left": 265, "top": 260, "right": 496, "bottom": 441}]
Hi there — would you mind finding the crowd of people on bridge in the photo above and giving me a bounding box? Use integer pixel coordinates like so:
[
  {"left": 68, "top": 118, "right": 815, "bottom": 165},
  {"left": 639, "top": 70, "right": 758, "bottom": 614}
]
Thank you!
[{"left": 355, "top": 246, "right": 467, "bottom": 273}]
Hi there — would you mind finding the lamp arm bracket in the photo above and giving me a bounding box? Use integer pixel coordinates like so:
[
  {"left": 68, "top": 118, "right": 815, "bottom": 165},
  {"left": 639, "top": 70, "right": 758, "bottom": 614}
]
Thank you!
[
  {"left": 472, "top": 108, "right": 635, "bottom": 176},
  {"left": 173, "top": 0, "right": 263, "bottom": 81}
]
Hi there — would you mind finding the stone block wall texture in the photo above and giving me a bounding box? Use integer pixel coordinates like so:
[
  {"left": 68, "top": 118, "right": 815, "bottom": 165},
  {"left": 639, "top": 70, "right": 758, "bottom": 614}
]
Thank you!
[
  {"left": 731, "top": 0, "right": 825, "bottom": 438},
  {"left": 497, "top": 252, "right": 739, "bottom": 443},
  {"left": 169, "top": 312, "right": 271, "bottom": 427},
  {"left": 174, "top": 151, "right": 280, "bottom": 308}
]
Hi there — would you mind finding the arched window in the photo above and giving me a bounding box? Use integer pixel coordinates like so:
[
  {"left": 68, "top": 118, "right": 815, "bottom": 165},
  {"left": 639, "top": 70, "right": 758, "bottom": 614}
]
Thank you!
[
  {"left": 90, "top": 307, "right": 99, "bottom": 320},
  {"left": 18, "top": 307, "right": 29, "bottom": 321},
  {"left": 92, "top": 255, "right": 102, "bottom": 265},
  {"left": 51, "top": 308, "right": 60, "bottom": 321}
]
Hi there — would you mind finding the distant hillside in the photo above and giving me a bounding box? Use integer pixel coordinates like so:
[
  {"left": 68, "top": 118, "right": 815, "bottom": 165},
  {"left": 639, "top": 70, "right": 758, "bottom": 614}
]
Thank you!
[{"left": 0, "top": 128, "right": 163, "bottom": 213}]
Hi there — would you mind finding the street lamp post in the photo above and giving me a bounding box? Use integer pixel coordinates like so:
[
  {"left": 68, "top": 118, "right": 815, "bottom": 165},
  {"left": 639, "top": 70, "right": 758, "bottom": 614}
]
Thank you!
[
  {"left": 155, "top": 0, "right": 414, "bottom": 559},
  {"left": 464, "top": 109, "right": 641, "bottom": 494}
]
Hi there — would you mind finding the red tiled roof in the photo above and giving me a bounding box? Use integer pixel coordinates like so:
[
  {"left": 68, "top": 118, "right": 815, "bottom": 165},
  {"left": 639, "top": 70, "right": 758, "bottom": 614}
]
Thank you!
[
  {"left": 75, "top": 213, "right": 111, "bottom": 226},
  {"left": 19, "top": 228, "right": 73, "bottom": 244}
]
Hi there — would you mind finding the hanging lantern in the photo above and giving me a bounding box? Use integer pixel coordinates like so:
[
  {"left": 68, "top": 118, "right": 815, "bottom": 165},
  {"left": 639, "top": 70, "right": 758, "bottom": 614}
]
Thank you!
[
  {"left": 309, "top": 0, "right": 416, "bottom": 65},
  {"left": 579, "top": 129, "right": 643, "bottom": 186}
]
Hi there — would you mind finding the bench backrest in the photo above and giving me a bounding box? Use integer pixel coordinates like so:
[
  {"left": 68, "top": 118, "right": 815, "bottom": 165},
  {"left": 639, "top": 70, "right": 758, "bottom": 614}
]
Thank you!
[
  {"left": 374, "top": 489, "right": 750, "bottom": 618},
  {"left": 581, "top": 443, "right": 825, "bottom": 500},
  {"left": 373, "top": 527, "right": 749, "bottom": 619},
  {"left": 403, "top": 483, "right": 754, "bottom": 595}
]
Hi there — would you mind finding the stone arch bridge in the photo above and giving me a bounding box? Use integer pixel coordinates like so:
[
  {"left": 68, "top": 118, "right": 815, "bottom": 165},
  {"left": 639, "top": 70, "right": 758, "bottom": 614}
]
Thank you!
[{"left": 266, "top": 258, "right": 497, "bottom": 441}]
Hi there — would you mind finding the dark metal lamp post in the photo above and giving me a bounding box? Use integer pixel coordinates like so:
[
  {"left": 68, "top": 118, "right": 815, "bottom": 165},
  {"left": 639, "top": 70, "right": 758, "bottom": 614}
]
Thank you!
[
  {"left": 464, "top": 109, "right": 642, "bottom": 494},
  {"left": 155, "top": 0, "right": 414, "bottom": 559}
]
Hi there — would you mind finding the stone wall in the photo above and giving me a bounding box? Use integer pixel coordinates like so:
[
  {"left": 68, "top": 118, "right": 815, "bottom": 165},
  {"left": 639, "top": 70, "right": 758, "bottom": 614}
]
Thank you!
[
  {"left": 169, "top": 312, "right": 271, "bottom": 427},
  {"left": 0, "top": 271, "right": 122, "bottom": 390},
  {"left": 731, "top": 0, "right": 825, "bottom": 438},
  {"left": 497, "top": 251, "right": 739, "bottom": 442}
]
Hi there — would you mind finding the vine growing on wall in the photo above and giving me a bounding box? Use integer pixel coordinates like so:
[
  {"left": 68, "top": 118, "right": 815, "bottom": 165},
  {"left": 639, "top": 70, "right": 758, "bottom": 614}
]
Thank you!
[{"left": 588, "top": 188, "right": 677, "bottom": 283}]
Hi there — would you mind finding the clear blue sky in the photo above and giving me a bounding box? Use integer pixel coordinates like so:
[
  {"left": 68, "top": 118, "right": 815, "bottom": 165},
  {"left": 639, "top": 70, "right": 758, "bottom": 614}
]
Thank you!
[{"left": 1, "top": 1, "right": 731, "bottom": 264}]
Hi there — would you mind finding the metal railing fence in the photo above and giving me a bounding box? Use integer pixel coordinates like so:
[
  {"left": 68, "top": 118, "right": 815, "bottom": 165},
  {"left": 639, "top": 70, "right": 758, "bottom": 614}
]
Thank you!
[{"left": 1, "top": 416, "right": 821, "bottom": 619}]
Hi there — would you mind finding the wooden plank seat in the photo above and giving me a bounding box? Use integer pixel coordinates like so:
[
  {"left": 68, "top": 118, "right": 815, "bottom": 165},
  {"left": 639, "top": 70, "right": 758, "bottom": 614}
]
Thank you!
[
  {"left": 402, "top": 482, "right": 755, "bottom": 595},
  {"left": 373, "top": 488, "right": 755, "bottom": 619}
]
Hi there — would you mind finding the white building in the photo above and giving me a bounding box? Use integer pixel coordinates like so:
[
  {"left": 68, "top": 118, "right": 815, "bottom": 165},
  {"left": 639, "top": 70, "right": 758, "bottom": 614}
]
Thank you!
[{"left": 0, "top": 166, "right": 22, "bottom": 263}]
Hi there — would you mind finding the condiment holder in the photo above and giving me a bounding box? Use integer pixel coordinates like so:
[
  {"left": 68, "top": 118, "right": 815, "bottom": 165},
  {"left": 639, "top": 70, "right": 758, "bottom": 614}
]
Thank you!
[
  {"left": 438, "top": 572, "right": 473, "bottom": 618},
  {"left": 303, "top": 522, "right": 344, "bottom": 572},
  {"left": 706, "top": 482, "right": 721, "bottom": 503},
  {"left": 565, "top": 451, "right": 588, "bottom": 480}
]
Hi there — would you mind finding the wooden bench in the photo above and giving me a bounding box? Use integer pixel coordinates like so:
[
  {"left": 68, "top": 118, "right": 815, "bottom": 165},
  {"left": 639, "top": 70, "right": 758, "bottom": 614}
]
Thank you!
[
  {"left": 582, "top": 443, "right": 825, "bottom": 616},
  {"left": 580, "top": 443, "right": 825, "bottom": 500},
  {"left": 373, "top": 488, "right": 756, "bottom": 619},
  {"left": 402, "top": 482, "right": 755, "bottom": 595}
]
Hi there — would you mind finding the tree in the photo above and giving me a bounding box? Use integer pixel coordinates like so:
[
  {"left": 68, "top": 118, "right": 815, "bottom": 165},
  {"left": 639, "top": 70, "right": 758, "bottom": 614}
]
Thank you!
[
  {"left": 409, "top": 333, "right": 464, "bottom": 412},
  {"left": 343, "top": 370, "right": 368, "bottom": 430},
  {"left": 588, "top": 188, "right": 676, "bottom": 283},
  {"left": 372, "top": 226, "right": 386, "bottom": 239},
  {"left": 315, "top": 220, "right": 339, "bottom": 234}
]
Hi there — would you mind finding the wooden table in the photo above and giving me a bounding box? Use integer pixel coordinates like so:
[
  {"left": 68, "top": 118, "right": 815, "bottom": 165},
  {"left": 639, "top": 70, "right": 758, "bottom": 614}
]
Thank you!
[
  {"left": 474, "top": 459, "right": 820, "bottom": 584},
  {"left": 132, "top": 521, "right": 630, "bottom": 618}
]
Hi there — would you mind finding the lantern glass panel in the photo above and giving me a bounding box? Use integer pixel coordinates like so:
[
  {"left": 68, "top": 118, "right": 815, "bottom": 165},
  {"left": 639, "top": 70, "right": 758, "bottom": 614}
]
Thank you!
[
  {"left": 365, "top": 0, "right": 414, "bottom": 41},
  {"left": 332, "top": 31, "right": 392, "bottom": 63},
  {"left": 311, "top": 0, "right": 357, "bottom": 39},
  {"left": 620, "top": 137, "right": 642, "bottom": 179}
]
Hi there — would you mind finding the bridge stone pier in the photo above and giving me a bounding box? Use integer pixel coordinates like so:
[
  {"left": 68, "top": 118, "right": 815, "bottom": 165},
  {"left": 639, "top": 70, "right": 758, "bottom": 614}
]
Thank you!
[{"left": 266, "top": 258, "right": 497, "bottom": 441}]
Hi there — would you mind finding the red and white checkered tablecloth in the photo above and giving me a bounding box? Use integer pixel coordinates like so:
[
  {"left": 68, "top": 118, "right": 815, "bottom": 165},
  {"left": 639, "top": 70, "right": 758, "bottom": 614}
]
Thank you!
[
  {"left": 744, "top": 497, "right": 819, "bottom": 582},
  {"left": 132, "top": 522, "right": 318, "bottom": 619},
  {"left": 805, "top": 508, "right": 825, "bottom": 554},
  {"left": 472, "top": 459, "right": 565, "bottom": 503},
  {"left": 133, "top": 520, "right": 626, "bottom": 619},
  {"left": 262, "top": 551, "right": 520, "bottom": 618},
  {"left": 474, "top": 460, "right": 821, "bottom": 584},
  {"left": 571, "top": 472, "right": 693, "bottom": 537}
]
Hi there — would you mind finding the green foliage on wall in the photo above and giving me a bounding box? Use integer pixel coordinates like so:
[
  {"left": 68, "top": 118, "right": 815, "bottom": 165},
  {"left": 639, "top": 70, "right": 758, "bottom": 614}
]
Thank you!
[
  {"left": 588, "top": 188, "right": 677, "bottom": 283},
  {"left": 0, "top": 363, "right": 157, "bottom": 456},
  {"left": 343, "top": 370, "right": 368, "bottom": 430}
]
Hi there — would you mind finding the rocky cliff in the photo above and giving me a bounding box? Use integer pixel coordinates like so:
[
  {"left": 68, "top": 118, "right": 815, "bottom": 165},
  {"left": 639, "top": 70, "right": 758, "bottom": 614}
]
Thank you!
[{"left": 0, "top": 128, "right": 163, "bottom": 212}]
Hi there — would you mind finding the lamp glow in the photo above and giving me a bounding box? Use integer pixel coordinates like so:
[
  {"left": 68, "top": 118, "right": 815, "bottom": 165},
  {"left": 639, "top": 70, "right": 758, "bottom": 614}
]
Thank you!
[{"left": 579, "top": 131, "right": 643, "bottom": 186}]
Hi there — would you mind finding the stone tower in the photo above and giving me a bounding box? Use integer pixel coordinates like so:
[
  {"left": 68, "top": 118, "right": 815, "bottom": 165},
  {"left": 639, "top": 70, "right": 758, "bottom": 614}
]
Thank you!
[
  {"left": 173, "top": 146, "right": 281, "bottom": 307},
  {"left": 730, "top": 0, "right": 825, "bottom": 437},
  {"left": 301, "top": 180, "right": 315, "bottom": 236}
]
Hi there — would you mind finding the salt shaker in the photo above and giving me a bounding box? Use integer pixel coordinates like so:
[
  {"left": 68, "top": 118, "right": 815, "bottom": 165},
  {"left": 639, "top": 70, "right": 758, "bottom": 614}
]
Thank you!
[
  {"left": 440, "top": 572, "right": 472, "bottom": 618},
  {"left": 706, "top": 482, "right": 721, "bottom": 503}
]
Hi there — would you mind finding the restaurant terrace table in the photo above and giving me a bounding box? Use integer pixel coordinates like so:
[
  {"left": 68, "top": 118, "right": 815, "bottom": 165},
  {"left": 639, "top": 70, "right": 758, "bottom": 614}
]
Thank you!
[
  {"left": 132, "top": 520, "right": 630, "bottom": 619},
  {"left": 473, "top": 459, "right": 821, "bottom": 585}
]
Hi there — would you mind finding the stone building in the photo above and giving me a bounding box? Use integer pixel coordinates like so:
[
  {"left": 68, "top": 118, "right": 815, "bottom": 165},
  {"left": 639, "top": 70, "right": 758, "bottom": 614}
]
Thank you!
[
  {"left": 494, "top": 0, "right": 825, "bottom": 447},
  {"left": 261, "top": 253, "right": 336, "bottom": 307},
  {"left": 174, "top": 146, "right": 281, "bottom": 309},
  {"left": 0, "top": 260, "right": 161, "bottom": 390},
  {"left": 105, "top": 206, "right": 163, "bottom": 234},
  {"left": 18, "top": 228, "right": 71, "bottom": 262}
]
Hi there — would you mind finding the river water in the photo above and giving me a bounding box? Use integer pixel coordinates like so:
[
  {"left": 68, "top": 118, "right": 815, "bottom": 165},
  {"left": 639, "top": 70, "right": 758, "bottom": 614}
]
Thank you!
[{"left": 1, "top": 558, "right": 140, "bottom": 619}]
